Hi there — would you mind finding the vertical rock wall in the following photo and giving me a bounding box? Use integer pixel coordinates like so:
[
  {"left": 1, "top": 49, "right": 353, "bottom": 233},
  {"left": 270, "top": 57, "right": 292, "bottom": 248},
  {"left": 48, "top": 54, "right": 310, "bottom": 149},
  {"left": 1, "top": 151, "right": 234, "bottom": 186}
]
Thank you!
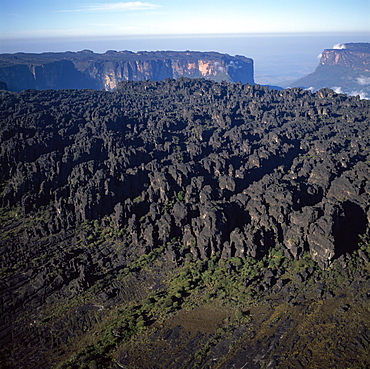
[{"left": 0, "top": 51, "right": 254, "bottom": 91}]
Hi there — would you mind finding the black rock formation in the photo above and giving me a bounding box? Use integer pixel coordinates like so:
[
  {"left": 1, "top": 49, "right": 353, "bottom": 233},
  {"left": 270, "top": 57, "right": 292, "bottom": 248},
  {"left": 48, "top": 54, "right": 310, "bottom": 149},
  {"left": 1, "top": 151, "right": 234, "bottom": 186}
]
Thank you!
[
  {"left": 1, "top": 79, "right": 369, "bottom": 269},
  {"left": 0, "top": 79, "right": 369, "bottom": 368}
]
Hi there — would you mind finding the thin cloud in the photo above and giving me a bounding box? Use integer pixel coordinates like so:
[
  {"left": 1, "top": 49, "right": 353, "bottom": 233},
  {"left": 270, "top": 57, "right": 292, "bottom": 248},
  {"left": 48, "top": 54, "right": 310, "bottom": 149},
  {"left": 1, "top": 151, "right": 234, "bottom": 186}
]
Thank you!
[
  {"left": 332, "top": 86, "right": 343, "bottom": 94},
  {"left": 58, "top": 2, "right": 161, "bottom": 13},
  {"left": 333, "top": 43, "right": 346, "bottom": 50},
  {"left": 357, "top": 76, "right": 370, "bottom": 86},
  {"left": 90, "top": 23, "right": 138, "bottom": 31}
]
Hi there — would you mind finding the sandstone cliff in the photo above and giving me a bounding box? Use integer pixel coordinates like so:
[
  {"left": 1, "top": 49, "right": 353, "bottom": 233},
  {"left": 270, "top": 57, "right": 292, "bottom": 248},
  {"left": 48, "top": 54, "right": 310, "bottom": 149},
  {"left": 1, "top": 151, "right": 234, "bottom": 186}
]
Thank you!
[
  {"left": 290, "top": 43, "right": 370, "bottom": 98},
  {"left": 319, "top": 43, "right": 370, "bottom": 71},
  {"left": 0, "top": 50, "right": 254, "bottom": 91}
]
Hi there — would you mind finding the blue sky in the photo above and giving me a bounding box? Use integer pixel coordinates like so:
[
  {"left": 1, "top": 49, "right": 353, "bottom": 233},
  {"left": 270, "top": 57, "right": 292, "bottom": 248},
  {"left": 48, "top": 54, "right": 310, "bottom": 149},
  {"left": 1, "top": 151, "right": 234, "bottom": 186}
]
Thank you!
[{"left": 1, "top": 0, "right": 369, "bottom": 39}]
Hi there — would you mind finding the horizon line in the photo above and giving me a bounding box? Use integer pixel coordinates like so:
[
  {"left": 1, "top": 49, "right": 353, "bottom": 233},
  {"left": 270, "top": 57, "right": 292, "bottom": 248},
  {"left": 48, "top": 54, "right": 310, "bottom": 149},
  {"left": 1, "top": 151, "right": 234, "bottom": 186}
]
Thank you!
[{"left": 1, "top": 31, "right": 370, "bottom": 42}]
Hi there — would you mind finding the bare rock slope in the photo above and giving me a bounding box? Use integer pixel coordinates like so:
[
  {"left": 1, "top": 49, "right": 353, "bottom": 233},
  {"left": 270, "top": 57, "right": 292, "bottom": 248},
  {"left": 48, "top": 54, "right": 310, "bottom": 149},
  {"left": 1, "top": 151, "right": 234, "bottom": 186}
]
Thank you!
[{"left": 0, "top": 79, "right": 370, "bottom": 368}]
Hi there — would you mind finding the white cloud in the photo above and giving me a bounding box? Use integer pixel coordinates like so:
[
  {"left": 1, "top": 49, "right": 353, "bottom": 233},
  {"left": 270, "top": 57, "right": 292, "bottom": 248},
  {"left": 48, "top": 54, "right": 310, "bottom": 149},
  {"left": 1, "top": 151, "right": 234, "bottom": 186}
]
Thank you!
[
  {"left": 332, "top": 86, "right": 343, "bottom": 94},
  {"left": 350, "top": 90, "right": 369, "bottom": 100},
  {"left": 59, "top": 2, "right": 161, "bottom": 13},
  {"left": 86, "top": 2, "right": 161, "bottom": 11},
  {"left": 333, "top": 43, "right": 346, "bottom": 50},
  {"left": 357, "top": 76, "right": 370, "bottom": 86}
]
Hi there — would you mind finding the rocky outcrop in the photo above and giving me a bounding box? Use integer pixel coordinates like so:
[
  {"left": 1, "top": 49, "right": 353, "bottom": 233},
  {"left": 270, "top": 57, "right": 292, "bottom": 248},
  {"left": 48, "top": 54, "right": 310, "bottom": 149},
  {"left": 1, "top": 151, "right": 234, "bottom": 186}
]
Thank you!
[
  {"left": 0, "top": 79, "right": 369, "bottom": 368},
  {"left": 289, "top": 43, "right": 370, "bottom": 98},
  {"left": 0, "top": 50, "right": 254, "bottom": 91},
  {"left": 0, "top": 80, "right": 369, "bottom": 270}
]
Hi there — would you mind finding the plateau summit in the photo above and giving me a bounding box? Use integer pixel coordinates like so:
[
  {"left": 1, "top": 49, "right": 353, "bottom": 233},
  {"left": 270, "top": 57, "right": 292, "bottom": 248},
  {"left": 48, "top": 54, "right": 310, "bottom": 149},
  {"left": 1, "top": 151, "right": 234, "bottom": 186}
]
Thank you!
[
  {"left": 290, "top": 42, "right": 370, "bottom": 98},
  {"left": 0, "top": 50, "right": 254, "bottom": 92}
]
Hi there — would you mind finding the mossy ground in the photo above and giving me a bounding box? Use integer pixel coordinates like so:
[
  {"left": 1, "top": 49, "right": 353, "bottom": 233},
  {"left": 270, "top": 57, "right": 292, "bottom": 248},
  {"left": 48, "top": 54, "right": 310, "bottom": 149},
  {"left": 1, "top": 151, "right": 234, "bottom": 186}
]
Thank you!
[
  {"left": 1, "top": 209, "right": 369, "bottom": 368},
  {"left": 49, "top": 238, "right": 370, "bottom": 369}
]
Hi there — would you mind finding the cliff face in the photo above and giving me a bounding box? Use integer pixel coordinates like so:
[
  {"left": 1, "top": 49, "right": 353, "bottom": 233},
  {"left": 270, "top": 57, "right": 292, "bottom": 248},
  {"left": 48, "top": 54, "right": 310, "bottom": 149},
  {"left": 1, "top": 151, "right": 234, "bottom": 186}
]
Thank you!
[
  {"left": 0, "top": 60, "right": 99, "bottom": 91},
  {"left": 319, "top": 43, "right": 370, "bottom": 72},
  {"left": 290, "top": 43, "right": 370, "bottom": 98},
  {"left": 0, "top": 50, "right": 254, "bottom": 91}
]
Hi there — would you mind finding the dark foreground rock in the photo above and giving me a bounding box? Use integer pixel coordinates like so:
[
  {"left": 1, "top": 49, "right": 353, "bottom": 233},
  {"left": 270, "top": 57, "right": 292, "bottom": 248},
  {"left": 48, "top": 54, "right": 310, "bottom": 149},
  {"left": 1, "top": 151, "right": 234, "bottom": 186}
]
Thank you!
[{"left": 0, "top": 78, "right": 369, "bottom": 368}]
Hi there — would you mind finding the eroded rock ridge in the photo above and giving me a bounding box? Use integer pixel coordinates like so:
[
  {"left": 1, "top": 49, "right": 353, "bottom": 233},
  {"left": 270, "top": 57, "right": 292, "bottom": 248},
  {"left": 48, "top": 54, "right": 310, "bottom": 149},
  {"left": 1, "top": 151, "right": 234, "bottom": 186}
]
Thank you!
[
  {"left": 0, "top": 79, "right": 370, "bottom": 368},
  {"left": 1, "top": 79, "right": 369, "bottom": 269}
]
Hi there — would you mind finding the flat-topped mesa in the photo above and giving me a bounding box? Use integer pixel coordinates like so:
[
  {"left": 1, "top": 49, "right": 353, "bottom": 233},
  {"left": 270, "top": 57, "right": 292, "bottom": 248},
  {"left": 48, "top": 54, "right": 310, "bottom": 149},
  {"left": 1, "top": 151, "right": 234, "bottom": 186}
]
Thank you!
[
  {"left": 319, "top": 43, "right": 370, "bottom": 72},
  {"left": 0, "top": 50, "right": 254, "bottom": 91},
  {"left": 290, "top": 42, "right": 370, "bottom": 98}
]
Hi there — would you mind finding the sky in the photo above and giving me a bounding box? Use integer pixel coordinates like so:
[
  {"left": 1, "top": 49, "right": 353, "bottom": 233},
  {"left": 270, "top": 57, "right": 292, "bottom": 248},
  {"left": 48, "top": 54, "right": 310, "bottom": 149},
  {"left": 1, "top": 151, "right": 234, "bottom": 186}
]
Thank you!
[
  {"left": 1, "top": 0, "right": 369, "bottom": 40},
  {"left": 0, "top": 1, "right": 369, "bottom": 85}
]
